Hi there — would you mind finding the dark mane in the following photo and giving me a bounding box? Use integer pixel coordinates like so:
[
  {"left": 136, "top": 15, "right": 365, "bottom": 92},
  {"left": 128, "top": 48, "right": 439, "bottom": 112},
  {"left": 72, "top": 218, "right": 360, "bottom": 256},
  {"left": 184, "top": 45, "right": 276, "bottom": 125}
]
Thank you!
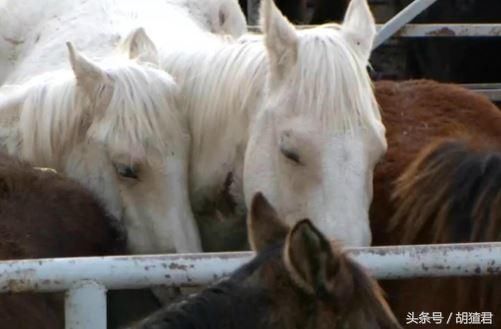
[
  {"left": 369, "top": 80, "right": 501, "bottom": 324},
  {"left": 391, "top": 138, "right": 501, "bottom": 244},
  {"left": 389, "top": 138, "right": 501, "bottom": 313}
]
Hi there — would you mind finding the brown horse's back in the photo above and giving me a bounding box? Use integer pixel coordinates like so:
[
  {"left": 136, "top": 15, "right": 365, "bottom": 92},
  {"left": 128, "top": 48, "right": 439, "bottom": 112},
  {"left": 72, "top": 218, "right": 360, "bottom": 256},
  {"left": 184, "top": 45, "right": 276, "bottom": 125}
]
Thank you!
[
  {"left": 0, "top": 153, "right": 126, "bottom": 329},
  {"left": 371, "top": 80, "right": 501, "bottom": 328},
  {"left": 371, "top": 80, "right": 501, "bottom": 245}
]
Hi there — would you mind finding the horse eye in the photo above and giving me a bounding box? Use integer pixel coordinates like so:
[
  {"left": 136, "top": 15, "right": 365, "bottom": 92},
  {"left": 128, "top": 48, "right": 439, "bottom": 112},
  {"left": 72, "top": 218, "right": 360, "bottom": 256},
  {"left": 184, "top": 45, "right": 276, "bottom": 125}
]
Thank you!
[
  {"left": 114, "top": 163, "right": 139, "bottom": 179},
  {"left": 280, "top": 146, "right": 302, "bottom": 165}
]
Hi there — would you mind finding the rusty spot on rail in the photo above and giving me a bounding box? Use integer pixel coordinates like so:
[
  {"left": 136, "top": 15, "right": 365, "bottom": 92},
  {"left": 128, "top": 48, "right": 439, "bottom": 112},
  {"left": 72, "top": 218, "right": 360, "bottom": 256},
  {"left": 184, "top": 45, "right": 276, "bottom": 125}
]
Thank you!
[
  {"left": 426, "top": 27, "right": 456, "bottom": 37},
  {"left": 169, "top": 263, "right": 188, "bottom": 271}
]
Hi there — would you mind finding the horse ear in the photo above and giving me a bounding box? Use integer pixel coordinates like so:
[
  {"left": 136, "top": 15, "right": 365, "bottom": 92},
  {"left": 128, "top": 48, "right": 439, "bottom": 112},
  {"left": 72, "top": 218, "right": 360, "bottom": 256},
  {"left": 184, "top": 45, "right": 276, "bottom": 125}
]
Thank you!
[
  {"left": 260, "top": 0, "right": 298, "bottom": 81},
  {"left": 67, "top": 42, "right": 113, "bottom": 100},
  {"left": 285, "top": 220, "right": 353, "bottom": 299},
  {"left": 217, "top": 0, "right": 247, "bottom": 38},
  {"left": 122, "top": 27, "right": 159, "bottom": 66},
  {"left": 247, "top": 192, "right": 289, "bottom": 252},
  {"left": 341, "top": 0, "right": 376, "bottom": 62}
]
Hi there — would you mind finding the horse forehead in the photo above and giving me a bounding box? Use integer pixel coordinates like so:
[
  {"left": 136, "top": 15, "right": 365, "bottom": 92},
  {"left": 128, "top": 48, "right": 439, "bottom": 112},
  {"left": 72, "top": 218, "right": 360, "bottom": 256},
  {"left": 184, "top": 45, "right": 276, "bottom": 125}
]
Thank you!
[{"left": 297, "top": 27, "right": 348, "bottom": 52}]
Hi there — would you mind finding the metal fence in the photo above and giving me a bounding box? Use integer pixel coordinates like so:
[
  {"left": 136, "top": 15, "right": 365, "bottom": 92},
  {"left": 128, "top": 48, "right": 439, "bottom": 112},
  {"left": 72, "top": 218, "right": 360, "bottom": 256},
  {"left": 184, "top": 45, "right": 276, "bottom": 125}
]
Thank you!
[
  {"left": 1, "top": 242, "right": 500, "bottom": 329},
  {"left": 247, "top": 0, "right": 501, "bottom": 102}
]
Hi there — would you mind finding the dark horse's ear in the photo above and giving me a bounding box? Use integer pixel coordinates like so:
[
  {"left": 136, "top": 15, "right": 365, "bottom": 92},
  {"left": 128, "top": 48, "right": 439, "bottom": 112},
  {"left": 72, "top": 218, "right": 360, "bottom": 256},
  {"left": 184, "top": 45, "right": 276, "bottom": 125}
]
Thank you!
[
  {"left": 284, "top": 220, "right": 353, "bottom": 299},
  {"left": 285, "top": 220, "right": 402, "bottom": 328},
  {"left": 248, "top": 192, "right": 289, "bottom": 252}
]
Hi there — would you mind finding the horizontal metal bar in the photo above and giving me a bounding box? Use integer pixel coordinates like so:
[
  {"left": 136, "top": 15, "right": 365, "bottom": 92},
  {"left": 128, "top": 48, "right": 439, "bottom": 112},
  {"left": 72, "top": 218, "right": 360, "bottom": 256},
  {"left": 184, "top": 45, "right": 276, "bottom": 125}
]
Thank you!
[
  {"left": 248, "top": 24, "right": 501, "bottom": 37},
  {"left": 0, "top": 243, "right": 499, "bottom": 293},
  {"left": 472, "top": 89, "right": 501, "bottom": 102},
  {"left": 0, "top": 252, "right": 251, "bottom": 293},
  {"left": 373, "top": 0, "right": 439, "bottom": 49},
  {"left": 460, "top": 84, "right": 501, "bottom": 101},
  {"left": 351, "top": 243, "right": 501, "bottom": 279},
  {"left": 461, "top": 83, "right": 501, "bottom": 90},
  {"left": 395, "top": 24, "right": 501, "bottom": 38}
]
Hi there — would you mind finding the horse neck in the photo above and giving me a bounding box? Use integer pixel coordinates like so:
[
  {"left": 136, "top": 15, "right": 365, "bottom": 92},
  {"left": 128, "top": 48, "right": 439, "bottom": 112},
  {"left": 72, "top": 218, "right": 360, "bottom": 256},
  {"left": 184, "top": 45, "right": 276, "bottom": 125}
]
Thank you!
[
  {"left": 145, "top": 281, "right": 267, "bottom": 329},
  {"left": 162, "top": 37, "right": 268, "bottom": 201},
  {"left": 110, "top": 0, "right": 208, "bottom": 54},
  {"left": 4, "top": 0, "right": 121, "bottom": 84},
  {"left": 137, "top": 246, "right": 283, "bottom": 329}
]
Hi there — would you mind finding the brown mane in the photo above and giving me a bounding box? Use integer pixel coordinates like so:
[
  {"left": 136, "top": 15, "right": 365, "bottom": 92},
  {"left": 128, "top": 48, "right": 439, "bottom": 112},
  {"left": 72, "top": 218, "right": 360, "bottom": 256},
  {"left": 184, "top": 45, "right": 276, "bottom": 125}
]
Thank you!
[
  {"left": 391, "top": 137, "right": 500, "bottom": 244},
  {"left": 370, "top": 80, "right": 501, "bottom": 325},
  {"left": 0, "top": 152, "right": 126, "bottom": 329}
]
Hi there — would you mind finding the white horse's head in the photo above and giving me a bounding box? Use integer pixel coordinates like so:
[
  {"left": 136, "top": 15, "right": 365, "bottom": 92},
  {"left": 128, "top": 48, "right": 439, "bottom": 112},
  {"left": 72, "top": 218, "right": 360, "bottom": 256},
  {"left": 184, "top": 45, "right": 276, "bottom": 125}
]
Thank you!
[
  {"left": 244, "top": 0, "right": 386, "bottom": 246},
  {"left": 0, "top": 29, "right": 199, "bottom": 254}
]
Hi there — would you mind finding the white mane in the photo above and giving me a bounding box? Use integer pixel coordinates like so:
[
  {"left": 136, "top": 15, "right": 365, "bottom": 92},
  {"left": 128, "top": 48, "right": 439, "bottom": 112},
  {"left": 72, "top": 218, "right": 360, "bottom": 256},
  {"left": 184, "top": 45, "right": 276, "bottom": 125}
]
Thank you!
[
  {"left": 290, "top": 26, "right": 381, "bottom": 133},
  {"left": 165, "top": 24, "right": 383, "bottom": 154},
  {"left": 14, "top": 60, "right": 184, "bottom": 167},
  {"left": 164, "top": 37, "right": 266, "bottom": 152}
]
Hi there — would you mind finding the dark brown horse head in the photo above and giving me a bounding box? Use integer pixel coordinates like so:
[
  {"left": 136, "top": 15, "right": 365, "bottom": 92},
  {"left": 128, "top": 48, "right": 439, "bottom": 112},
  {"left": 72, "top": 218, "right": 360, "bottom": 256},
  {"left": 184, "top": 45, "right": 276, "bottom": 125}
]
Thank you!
[
  {"left": 0, "top": 152, "right": 126, "bottom": 259},
  {"left": 248, "top": 192, "right": 401, "bottom": 329},
  {"left": 0, "top": 152, "right": 127, "bottom": 329},
  {"left": 132, "top": 193, "right": 401, "bottom": 329}
]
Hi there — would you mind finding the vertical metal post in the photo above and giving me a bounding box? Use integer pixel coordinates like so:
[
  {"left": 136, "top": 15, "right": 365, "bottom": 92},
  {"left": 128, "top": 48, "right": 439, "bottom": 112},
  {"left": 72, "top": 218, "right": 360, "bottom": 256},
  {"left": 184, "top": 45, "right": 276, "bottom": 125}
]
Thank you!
[
  {"left": 373, "top": 0, "right": 439, "bottom": 49},
  {"left": 65, "top": 280, "right": 107, "bottom": 329}
]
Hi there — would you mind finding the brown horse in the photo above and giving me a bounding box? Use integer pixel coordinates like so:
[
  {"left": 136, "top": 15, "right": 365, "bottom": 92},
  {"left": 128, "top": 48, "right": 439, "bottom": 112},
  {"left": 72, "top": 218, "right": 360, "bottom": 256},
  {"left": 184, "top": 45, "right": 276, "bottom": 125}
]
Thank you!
[
  {"left": 0, "top": 153, "right": 126, "bottom": 329},
  {"left": 371, "top": 80, "right": 501, "bottom": 327},
  {"left": 129, "top": 193, "right": 402, "bottom": 329}
]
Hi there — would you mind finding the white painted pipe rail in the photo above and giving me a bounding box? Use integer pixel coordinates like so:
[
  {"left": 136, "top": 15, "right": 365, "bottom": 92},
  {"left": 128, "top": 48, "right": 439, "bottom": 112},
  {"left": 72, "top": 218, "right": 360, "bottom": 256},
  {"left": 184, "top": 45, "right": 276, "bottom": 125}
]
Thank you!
[
  {"left": 1, "top": 242, "right": 500, "bottom": 329},
  {"left": 394, "top": 24, "right": 501, "bottom": 38},
  {"left": 248, "top": 24, "right": 501, "bottom": 37},
  {"left": 0, "top": 242, "right": 500, "bottom": 294}
]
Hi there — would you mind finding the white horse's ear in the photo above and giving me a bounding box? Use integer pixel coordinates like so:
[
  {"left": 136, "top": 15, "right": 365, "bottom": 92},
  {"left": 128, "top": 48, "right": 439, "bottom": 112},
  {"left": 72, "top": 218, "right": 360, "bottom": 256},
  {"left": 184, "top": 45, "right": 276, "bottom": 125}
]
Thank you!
[
  {"left": 216, "top": 0, "right": 247, "bottom": 38},
  {"left": 260, "top": 0, "right": 298, "bottom": 80},
  {"left": 123, "top": 27, "right": 159, "bottom": 66},
  {"left": 341, "top": 0, "right": 376, "bottom": 62},
  {"left": 67, "top": 42, "right": 111, "bottom": 98}
]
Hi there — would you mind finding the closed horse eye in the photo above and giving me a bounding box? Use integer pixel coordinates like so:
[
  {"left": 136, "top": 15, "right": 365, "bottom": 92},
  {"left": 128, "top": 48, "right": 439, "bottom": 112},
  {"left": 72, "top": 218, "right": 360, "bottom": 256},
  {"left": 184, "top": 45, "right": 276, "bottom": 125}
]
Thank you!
[
  {"left": 280, "top": 146, "right": 302, "bottom": 165},
  {"left": 114, "top": 163, "right": 139, "bottom": 179}
]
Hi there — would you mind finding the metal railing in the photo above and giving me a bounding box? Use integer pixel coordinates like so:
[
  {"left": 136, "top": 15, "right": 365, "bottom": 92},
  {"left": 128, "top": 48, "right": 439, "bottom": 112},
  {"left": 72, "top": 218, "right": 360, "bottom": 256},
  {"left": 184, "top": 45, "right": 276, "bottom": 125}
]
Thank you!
[
  {"left": 247, "top": 0, "right": 501, "bottom": 102},
  {"left": 1, "top": 242, "right": 500, "bottom": 329}
]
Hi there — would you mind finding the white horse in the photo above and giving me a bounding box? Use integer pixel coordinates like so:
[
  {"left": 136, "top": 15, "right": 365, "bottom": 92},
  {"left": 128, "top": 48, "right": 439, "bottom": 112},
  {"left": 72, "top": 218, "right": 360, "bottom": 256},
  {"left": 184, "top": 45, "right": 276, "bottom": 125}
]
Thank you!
[
  {"left": 159, "top": 0, "right": 386, "bottom": 247},
  {"left": 0, "top": 0, "right": 245, "bottom": 255},
  {"left": 0, "top": 33, "right": 203, "bottom": 255},
  {"left": 0, "top": 0, "right": 246, "bottom": 84}
]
